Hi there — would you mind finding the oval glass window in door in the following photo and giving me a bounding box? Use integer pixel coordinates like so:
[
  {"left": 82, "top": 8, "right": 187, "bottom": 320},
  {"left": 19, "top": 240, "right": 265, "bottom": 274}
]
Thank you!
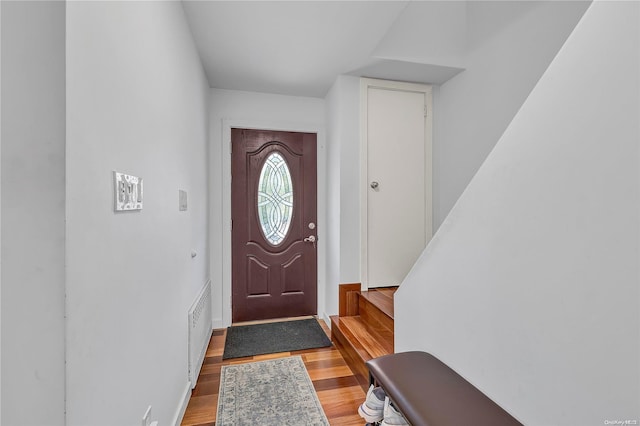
[{"left": 257, "top": 152, "right": 293, "bottom": 245}]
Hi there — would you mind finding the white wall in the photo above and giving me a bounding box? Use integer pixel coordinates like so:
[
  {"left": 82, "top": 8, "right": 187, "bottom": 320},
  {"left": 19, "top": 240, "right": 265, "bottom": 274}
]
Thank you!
[
  {"left": 1, "top": 2, "right": 66, "bottom": 424},
  {"left": 324, "top": 80, "right": 341, "bottom": 318},
  {"left": 396, "top": 2, "right": 639, "bottom": 425},
  {"left": 323, "top": 75, "right": 362, "bottom": 313},
  {"left": 66, "top": 2, "right": 209, "bottom": 425},
  {"left": 372, "top": 1, "right": 466, "bottom": 69},
  {"left": 208, "top": 88, "right": 325, "bottom": 326},
  {"left": 336, "top": 77, "right": 361, "bottom": 284},
  {"left": 433, "top": 0, "right": 590, "bottom": 228},
  {"left": 325, "top": 2, "right": 588, "bottom": 285},
  {"left": 0, "top": 2, "right": 2, "bottom": 420}
]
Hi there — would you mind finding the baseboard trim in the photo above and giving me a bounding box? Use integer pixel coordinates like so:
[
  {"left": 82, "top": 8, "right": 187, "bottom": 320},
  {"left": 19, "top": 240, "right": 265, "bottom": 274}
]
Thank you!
[
  {"left": 320, "top": 312, "right": 332, "bottom": 330},
  {"left": 212, "top": 317, "right": 224, "bottom": 329},
  {"left": 172, "top": 381, "right": 192, "bottom": 426}
]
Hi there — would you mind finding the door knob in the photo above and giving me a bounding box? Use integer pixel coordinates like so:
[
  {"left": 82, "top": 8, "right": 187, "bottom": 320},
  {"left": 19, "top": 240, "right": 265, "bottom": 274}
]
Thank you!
[
  {"left": 370, "top": 181, "right": 379, "bottom": 189},
  {"left": 303, "top": 235, "right": 316, "bottom": 243}
]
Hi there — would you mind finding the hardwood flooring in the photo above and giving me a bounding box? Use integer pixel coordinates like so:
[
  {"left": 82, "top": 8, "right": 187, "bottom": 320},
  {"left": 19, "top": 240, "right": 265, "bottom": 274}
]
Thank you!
[{"left": 180, "top": 319, "right": 366, "bottom": 426}]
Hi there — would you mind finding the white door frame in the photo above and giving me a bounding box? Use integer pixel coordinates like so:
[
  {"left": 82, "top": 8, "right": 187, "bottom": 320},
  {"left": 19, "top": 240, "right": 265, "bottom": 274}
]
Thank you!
[
  {"left": 221, "top": 119, "right": 326, "bottom": 327},
  {"left": 359, "top": 78, "right": 433, "bottom": 290}
]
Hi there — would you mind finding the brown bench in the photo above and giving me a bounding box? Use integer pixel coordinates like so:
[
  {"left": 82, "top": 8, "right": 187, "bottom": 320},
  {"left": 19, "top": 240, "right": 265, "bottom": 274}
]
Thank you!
[{"left": 366, "top": 351, "right": 522, "bottom": 426}]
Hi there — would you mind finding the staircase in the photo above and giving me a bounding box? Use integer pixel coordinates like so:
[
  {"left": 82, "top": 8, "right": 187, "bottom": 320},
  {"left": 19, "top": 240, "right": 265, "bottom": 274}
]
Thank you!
[{"left": 330, "top": 284, "right": 397, "bottom": 389}]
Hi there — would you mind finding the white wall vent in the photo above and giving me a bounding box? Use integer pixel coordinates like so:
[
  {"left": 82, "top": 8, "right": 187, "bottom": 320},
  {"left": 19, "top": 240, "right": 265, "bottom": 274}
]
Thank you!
[{"left": 188, "top": 280, "right": 213, "bottom": 388}]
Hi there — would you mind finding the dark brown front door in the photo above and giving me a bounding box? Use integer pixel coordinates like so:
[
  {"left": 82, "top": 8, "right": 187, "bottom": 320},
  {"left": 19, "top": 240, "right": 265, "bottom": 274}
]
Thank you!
[{"left": 231, "top": 128, "right": 317, "bottom": 323}]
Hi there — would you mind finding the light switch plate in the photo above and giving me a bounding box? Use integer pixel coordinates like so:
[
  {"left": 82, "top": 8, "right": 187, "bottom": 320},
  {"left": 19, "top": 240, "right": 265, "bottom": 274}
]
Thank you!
[{"left": 179, "top": 189, "right": 188, "bottom": 211}]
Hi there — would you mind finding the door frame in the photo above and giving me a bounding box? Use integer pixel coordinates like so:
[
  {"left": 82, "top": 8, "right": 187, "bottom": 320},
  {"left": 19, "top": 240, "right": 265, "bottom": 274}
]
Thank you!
[
  {"left": 359, "top": 78, "right": 433, "bottom": 290},
  {"left": 221, "top": 118, "right": 326, "bottom": 327}
]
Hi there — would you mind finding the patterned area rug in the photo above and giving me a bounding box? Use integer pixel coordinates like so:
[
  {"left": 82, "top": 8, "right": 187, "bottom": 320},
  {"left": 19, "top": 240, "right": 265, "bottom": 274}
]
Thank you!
[{"left": 216, "top": 356, "right": 329, "bottom": 425}]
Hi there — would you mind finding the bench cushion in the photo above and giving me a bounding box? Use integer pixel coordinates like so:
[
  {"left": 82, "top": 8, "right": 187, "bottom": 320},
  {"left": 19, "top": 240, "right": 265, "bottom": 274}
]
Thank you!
[{"left": 366, "top": 351, "right": 522, "bottom": 426}]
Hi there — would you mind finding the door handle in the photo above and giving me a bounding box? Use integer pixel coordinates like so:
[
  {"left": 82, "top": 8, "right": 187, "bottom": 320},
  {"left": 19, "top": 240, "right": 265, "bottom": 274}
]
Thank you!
[{"left": 304, "top": 235, "right": 316, "bottom": 249}]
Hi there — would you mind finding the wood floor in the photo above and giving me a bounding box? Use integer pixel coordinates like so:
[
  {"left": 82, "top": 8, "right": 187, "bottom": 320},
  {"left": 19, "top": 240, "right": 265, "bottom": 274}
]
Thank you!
[{"left": 180, "top": 319, "right": 366, "bottom": 426}]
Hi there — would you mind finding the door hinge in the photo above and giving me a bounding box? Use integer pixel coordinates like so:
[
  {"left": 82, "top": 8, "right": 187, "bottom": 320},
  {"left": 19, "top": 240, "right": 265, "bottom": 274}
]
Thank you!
[{"left": 424, "top": 105, "right": 428, "bottom": 117}]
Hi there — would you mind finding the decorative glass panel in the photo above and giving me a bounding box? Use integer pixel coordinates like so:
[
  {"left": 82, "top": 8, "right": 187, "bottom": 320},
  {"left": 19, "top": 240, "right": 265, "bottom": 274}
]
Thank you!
[{"left": 258, "top": 152, "right": 293, "bottom": 245}]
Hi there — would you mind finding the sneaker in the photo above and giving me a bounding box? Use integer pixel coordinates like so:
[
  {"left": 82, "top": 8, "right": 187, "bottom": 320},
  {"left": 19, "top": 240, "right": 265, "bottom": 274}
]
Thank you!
[
  {"left": 358, "top": 385, "right": 386, "bottom": 423},
  {"left": 380, "top": 396, "right": 409, "bottom": 426}
]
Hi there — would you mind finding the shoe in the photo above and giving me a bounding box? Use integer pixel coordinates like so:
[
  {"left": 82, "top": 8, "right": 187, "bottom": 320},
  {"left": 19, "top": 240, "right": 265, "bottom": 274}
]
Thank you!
[
  {"left": 358, "top": 385, "right": 386, "bottom": 423},
  {"left": 380, "top": 396, "right": 409, "bottom": 426}
]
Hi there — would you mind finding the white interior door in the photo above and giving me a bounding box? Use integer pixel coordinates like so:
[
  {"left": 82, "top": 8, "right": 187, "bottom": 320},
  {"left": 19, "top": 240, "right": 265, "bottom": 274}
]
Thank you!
[{"left": 361, "top": 79, "right": 432, "bottom": 289}]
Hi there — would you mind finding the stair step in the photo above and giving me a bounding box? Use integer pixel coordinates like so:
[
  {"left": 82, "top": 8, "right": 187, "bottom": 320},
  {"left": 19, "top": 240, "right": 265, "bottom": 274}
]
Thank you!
[
  {"left": 340, "top": 316, "right": 393, "bottom": 357},
  {"left": 359, "top": 287, "right": 396, "bottom": 319},
  {"left": 332, "top": 284, "right": 398, "bottom": 390},
  {"left": 358, "top": 288, "right": 396, "bottom": 336},
  {"left": 330, "top": 314, "right": 393, "bottom": 389}
]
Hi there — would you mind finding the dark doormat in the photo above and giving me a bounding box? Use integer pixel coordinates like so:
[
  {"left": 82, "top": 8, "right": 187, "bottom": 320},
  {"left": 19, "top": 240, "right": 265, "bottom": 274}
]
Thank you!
[{"left": 222, "top": 318, "right": 332, "bottom": 360}]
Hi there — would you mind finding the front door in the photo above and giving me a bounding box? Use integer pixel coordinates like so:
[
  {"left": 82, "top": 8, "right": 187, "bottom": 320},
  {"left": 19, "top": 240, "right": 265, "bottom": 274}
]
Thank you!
[{"left": 231, "top": 128, "right": 317, "bottom": 323}]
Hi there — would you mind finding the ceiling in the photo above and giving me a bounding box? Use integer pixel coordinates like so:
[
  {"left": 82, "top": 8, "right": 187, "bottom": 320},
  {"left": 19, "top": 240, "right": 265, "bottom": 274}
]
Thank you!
[{"left": 182, "top": 1, "right": 466, "bottom": 98}]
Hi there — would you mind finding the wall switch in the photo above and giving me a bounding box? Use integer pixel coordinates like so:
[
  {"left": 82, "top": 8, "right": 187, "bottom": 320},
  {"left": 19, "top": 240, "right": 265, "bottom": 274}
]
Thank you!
[
  {"left": 142, "top": 406, "right": 152, "bottom": 426},
  {"left": 179, "top": 189, "right": 188, "bottom": 211}
]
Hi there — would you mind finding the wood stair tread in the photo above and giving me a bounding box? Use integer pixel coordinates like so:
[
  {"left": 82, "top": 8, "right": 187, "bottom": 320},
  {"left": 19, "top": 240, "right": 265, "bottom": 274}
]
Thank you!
[
  {"left": 359, "top": 287, "right": 396, "bottom": 320},
  {"left": 330, "top": 314, "right": 393, "bottom": 388},
  {"left": 334, "top": 315, "right": 393, "bottom": 358},
  {"left": 332, "top": 284, "right": 398, "bottom": 390},
  {"left": 330, "top": 315, "right": 369, "bottom": 365}
]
